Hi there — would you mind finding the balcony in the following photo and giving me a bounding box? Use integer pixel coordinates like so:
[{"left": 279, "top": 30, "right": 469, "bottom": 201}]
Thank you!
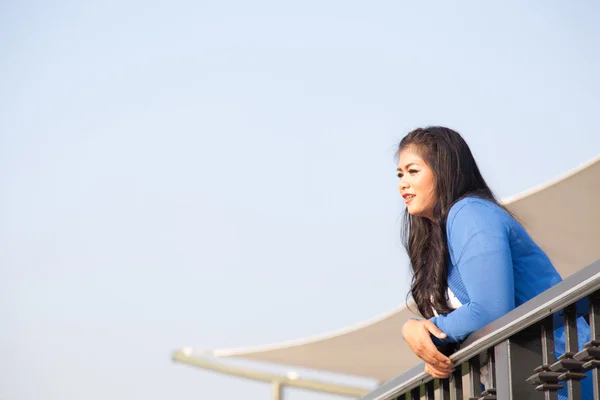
[{"left": 361, "top": 258, "right": 600, "bottom": 400}]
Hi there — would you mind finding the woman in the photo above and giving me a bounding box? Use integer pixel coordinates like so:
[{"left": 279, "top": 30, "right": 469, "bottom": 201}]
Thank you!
[{"left": 397, "top": 126, "right": 591, "bottom": 398}]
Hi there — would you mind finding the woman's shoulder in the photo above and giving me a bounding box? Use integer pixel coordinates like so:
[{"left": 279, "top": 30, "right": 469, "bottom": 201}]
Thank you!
[
  {"left": 448, "top": 196, "right": 505, "bottom": 217},
  {"left": 447, "top": 196, "right": 511, "bottom": 232}
]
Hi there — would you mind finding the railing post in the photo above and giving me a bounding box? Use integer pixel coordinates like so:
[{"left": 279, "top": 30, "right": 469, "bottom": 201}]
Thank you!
[
  {"left": 451, "top": 367, "right": 463, "bottom": 399},
  {"left": 576, "top": 290, "right": 600, "bottom": 398},
  {"left": 550, "top": 303, "right": 586, "bottom": 399},
  {"left": 468, "top": 356, "right": 482, "bottom": 399},
  {"left": 440, "top": 378, "right": 451, "bottom": 400},
  {"left": 526, "top": 316, "right": 561, "bottom": 400},
  {"left": 425, "top": 380, "right": 435, "bottom": 400},
  {"left": 410, "top": 387, "right": 420, "bottom": 400},
  {"left": 494, "top": 326, "right": 546, "bottom": 399}
]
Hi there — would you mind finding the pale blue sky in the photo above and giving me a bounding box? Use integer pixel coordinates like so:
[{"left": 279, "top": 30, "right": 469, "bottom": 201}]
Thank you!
[{"left": 1, "top": 1, "right": 599, "bottom": 399}]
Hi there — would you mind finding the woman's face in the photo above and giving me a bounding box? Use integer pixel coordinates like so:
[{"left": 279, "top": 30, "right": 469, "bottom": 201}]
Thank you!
[{"left": 397, "top": 147, "right": 436, "bottom": 219}]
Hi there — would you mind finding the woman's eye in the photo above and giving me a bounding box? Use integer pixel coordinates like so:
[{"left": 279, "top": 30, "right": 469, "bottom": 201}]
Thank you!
[
  {"left": 408, "top": 169, "right": 418, "bottom": 175},
  {"left": 397, "top": 172, "right": 403, "bottom": 178}
]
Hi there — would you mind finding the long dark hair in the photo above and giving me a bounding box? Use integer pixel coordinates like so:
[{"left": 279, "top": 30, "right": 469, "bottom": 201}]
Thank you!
[{"left": 399, "top": 126, "right": 505, "bottom": 318}]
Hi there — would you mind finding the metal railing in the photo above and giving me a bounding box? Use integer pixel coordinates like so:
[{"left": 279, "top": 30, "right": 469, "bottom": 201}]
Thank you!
[{"left": 360, "top": 259, "right": 600, "bottom": 400}]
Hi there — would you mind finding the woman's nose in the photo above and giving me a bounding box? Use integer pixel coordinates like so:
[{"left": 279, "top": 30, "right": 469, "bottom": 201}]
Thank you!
[{"left": 398, "top": 177, "right": 409, "bottom": 189}]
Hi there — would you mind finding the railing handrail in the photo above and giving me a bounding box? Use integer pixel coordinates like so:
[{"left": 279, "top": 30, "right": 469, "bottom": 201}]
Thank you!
[{"left": 360, "top": 258, "right": 600, "bottom": 400}]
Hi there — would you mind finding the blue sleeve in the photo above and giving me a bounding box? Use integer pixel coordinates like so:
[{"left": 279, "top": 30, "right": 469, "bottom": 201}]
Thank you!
[{"left": 429, "top": 202, "right": 515, "bottom": 345}]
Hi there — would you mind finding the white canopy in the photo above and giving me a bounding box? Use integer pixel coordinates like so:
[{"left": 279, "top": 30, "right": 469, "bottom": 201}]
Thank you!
[{"left": 180, "top": 154, "right": 600, "bottom": 383}]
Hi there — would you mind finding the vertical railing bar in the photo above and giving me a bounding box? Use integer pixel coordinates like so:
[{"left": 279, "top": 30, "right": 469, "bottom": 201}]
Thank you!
[
  {"left": 592, "top": 368, "right": 600, "bottom": 400},
  {"left": 493, "top": 341, "right": 511, "bottom": 399},
  {"left": 541, "top": 316, "right": 559, "bottom": 400},
  {"left": 439, "top": 378, "right": 450, "bottom": 400},
  {"left": 541, "top": 316, "right": 555, "bottom": 366},
  {"left": 410, "top": 386, "right": 420, "bottom": 400},
  {"left": 590, "top": 291, "right": 600, "bottom": 342},
  {"left": 451, "top": 366, "right": 463, "bottom": 400},
  {"left": 564, "top": 303, "right": 582, "bottom": 400},
  {"left": 425, "top": 380, "right": 435, "bottom": 400},
  {"left": 482, "top": 347, "right": 498, "bottom": 398},
  {"left": 488, "top": 348, "right": 496, "bottom": 390},
  {"left": 588, "top": 290, "right": 600, "bottom": 400},
  {"left": 545, "top": 387, "right": 559, "bottom": 399},
  {"left": 564, "top": 303, "right": 579, "bottom": 354},
  {"left": 468, "top": 356, "right": 481, "bottom": 398}
]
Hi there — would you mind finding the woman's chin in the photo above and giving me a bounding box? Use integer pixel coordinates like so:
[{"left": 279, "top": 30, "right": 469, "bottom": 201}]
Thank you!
[
  {"left": 407, "top": 208, "right": 430, "bottom": 219},
  {"left": 406, "top": 206, "right": 419, "bottom": 215}
]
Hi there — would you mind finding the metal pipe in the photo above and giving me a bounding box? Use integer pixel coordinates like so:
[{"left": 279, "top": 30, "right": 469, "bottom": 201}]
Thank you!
[{"left": 172, "top": 350, "right": 370, "bottom": 398}]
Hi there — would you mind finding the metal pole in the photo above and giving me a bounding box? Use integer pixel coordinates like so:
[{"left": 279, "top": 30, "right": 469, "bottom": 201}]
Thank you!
[
  {"left": 272, "top": 381, "right": 283, "bottom": 400},
  {"left": 172, "top": 350, "right": 370, "bottom": 398}
]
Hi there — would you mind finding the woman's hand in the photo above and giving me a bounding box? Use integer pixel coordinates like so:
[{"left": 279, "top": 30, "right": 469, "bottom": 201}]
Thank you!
[
  {"left": 424, "top": 362, "right": 453, "bottom": 378},
  {"left": 402, "top": 319, "right": 454, "bottom": 375}
]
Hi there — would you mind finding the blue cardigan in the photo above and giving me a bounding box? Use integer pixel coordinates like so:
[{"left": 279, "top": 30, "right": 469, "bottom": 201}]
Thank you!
[
  {"left": 427, "top": 197, "right": 592, "bottom": 398},
  {"left": 430, "top": 196, "right": 562, "bottom": 343}
]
